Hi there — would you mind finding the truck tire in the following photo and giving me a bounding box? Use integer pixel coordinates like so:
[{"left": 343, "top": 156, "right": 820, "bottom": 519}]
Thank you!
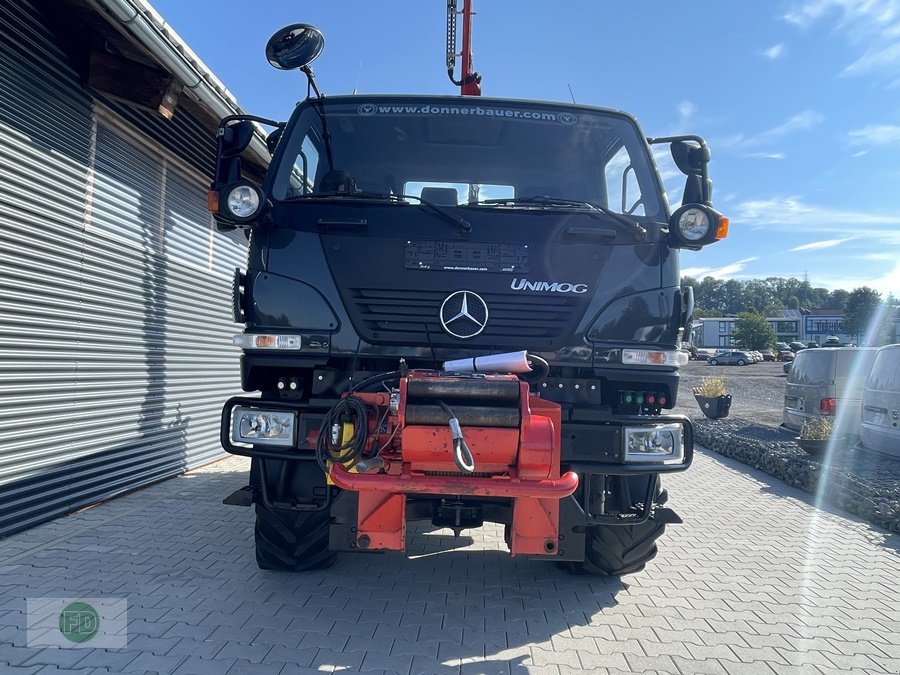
[
  {"left": 254, "top": 503, "right": 337, "bottom": 571},
  {"left": 570, "top": 519, "right": 667, "bottom": 576},
  {"left": 560, "top": 476, "right": 668, "bottom": 576}
]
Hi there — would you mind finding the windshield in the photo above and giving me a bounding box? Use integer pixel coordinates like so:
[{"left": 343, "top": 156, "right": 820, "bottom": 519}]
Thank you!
[{"left": 271, "top": 98, "right": 665, "bottom": 219}]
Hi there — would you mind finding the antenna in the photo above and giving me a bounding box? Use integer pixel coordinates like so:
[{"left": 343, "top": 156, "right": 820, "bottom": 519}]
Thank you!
[
  {"left": 352, "top": 62, "right": 362, "bottom": 95},
  {"left": 567, "top": 83, "right": 576, "bottom": 103}
]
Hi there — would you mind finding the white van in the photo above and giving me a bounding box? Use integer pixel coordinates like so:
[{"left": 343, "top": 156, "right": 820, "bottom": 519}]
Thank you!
[
  {"left": 782, "top": 347, "right": 878, "bottom": 437},
  {"left": 860, "top": 344, "right": 900, "bottom": 457}
]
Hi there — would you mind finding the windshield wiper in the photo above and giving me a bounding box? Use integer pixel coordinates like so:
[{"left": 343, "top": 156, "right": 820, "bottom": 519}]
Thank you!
[
  {"left": 283, "top": 191, "right": 472, "bottom": 234},
  {"left": 473, "top": 196, "right": 646, "bottom": 238}
]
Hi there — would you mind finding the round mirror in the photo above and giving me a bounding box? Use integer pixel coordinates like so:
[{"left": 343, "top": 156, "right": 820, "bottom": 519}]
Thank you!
[{"left": 265, "top": 24, "right": 325, "bottom": 71}]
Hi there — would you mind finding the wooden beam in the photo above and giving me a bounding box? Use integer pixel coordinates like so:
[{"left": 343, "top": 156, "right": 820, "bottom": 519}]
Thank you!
[{"left": 88, "top": 49, "right": 182, "bottom": 119}]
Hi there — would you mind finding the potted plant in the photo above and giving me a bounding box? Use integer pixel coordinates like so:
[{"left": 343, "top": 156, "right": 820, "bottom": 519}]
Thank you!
[
  {"left": 693, "top": 376, "right": 732, "bottom": 419},
  {"left": 797, "top": 418, "right": 833, "bottom": 457}
]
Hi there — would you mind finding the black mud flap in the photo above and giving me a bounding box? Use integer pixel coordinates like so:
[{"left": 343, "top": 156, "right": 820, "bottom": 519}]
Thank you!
[
  {"left": 653, "top": 506, "right": 682, "bottom": 524},
  {"left": 223, "top": 486, "right": 254, "bottom": 507}
]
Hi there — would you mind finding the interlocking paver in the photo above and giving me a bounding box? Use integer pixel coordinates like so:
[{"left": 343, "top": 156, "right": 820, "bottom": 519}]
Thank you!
[{"left": 1, "top": 449, "right": 899, "bottom": 674}]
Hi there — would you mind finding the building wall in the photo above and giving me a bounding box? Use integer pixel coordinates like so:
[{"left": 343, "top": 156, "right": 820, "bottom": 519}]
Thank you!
[{"left": 0, "top": 1, "right": 247, "bottom": 536}]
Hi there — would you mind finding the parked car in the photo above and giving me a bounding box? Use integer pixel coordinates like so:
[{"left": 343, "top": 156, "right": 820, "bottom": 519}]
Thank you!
[
  {"left": 782, "top": 347, "right": 878, "bottom": 437},
  {"left": 783, "top": 361, "right": 792, "bottom": 374},
  {"left": 859, "top": 344, "right": 900, "bottom": 457},
  {"left": 823, "top": 336, "right": 841, "bottom": 347},
  {"left": 708, "top": 350, "right": 753, "bottom": 366},
  {"left": 760, "top": 350, "right": 776, "bottom": 362},
  {"left": 806, "top": 341, "right": 819, "bottom": 349},
  {"left": 789, "top": 341, "right": 807, "bottom": 352},
  {"left": 695, "top": 349, "right": 714, "bottom": 361},
  {"left": 778, "top": 350, "right": 795, "bottom": 362},
  {"left": 775, "top": 341, "right": 791, "bottom": 352}
]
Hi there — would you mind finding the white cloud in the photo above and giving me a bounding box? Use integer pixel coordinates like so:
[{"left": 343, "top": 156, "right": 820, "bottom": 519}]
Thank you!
[
  {"left": 743, "top": 152, "right": 787, "bottom": 159},
  {"left": 735, "top": 196, "right": 900, "bottom": 227},
  {"left": 762, "top": 43, "right": 786, "bottom": 59},
  {"left": 787, "top": 236, "right": 855, "bottom": 252},
  {"left": 785, "top": 1, "right": 900, "bottom": 85},
  {"left": 749, "top": 111, "right": 823, "bottom": 145},
  {"left": 678, "top": 100, "right": 697, "bottom": 120},
  {"left": 808, "top": 260, "right": 900, "bottom": 294},
  {"left": 733, "top": 196, "right": 900, "bottom": 250},
  {"left": 720, "top": 111, "right": 823, "bottom": 151},
  {"left": 852, "top": 149, "right": 869, "bottom": 157},
  {"left": 848, "top": 124, "right": 900, "bottom": 146},
  {"left": 682, "top": 257, "right": 758, "bottom": 280}
]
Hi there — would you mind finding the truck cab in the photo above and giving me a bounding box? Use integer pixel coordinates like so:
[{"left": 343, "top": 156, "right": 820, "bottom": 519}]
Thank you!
[{"left": 211, "top": 23, "right": 727, "bottom": 574}]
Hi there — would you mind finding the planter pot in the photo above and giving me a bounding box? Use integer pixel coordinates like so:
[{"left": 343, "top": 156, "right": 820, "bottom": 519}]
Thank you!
[
  {"left": 694, "top": 394, "right": 732, "bottom": 419},
  {"left": 796, "top": 436, "right": 847, "bottom": 457},
  {"left": 796, "top": 438, "right": 828, "bottom": 457}
]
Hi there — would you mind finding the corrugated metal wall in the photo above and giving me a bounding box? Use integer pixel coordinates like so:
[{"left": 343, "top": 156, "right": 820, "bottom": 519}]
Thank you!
[{"left": 0, "top": 1, "right": 248, "bottom": 536}]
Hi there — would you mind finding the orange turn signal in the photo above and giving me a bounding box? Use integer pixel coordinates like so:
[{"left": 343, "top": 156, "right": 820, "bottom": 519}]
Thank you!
[
  {"left": 206, "top": 189, "right": 219, "bottom": 214},
  {"left": 715, "top": 216, "right": 729, "bottom": 240}
]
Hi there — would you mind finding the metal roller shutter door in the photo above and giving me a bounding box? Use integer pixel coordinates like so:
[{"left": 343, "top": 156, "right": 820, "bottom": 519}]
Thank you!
[{"left": 0, "top": 1, "right": 247, "bottom": 537}]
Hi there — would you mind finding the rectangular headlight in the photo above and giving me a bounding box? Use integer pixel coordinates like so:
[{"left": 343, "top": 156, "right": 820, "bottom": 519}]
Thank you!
[
  {"left": 232, "top": 407, "right": 296, "bottom": 446},
  {"left": 622, "top": 349, "right": 689, "bottom": 367},
  {"left": 624, "top": 424, "right": 684, "bottom": 463},
  {"left": 233, "top": 334, "right": 302, "bottom": 350}
]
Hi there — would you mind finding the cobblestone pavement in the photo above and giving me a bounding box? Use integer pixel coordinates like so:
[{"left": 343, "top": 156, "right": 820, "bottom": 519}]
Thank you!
[{"left": 1, "top": 448, "right": 899, "bottom": 675}]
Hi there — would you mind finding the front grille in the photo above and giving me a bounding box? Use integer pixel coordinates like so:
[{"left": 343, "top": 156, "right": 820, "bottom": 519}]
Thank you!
[{"left": 347, "top": 288, "right": 581, "bottom": 342}]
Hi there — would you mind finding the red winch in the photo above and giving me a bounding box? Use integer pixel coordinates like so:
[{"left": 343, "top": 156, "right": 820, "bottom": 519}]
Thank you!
[{"left": 323, "top": 371, "right": 579, "bottom": 555}]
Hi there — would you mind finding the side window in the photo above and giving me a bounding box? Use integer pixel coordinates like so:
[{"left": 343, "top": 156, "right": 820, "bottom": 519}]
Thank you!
[
  {"left": 603, "top": 146, "right": 645, "bottom": 216},
  {"left": 286, "top": 134, "right": 320, "bottom": 196}
]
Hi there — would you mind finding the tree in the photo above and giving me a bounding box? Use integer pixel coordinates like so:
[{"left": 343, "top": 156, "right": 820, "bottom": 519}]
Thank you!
[
  {"left": 843, "top": 287, "right": 881, "bottom": 344},
  {"left": 731, "top": 311, "right": 777, "bottom": 350},
  {"left": 827, "top": 289, "right": 850, "bottom": 311}
]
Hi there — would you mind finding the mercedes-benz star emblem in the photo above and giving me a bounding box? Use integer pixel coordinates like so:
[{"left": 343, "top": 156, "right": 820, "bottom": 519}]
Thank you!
[{"left": 439, "top": 290, "right": 488, "bottom": 339}]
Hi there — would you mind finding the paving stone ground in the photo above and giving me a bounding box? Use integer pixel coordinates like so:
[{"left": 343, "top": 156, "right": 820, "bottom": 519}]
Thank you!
[{"left": 1, "top": 447, "right": 899, "bottom": 675}]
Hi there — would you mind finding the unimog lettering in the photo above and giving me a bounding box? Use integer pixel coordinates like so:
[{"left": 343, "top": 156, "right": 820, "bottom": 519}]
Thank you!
[{"left": 510, "top": 278, "right": 589, "bottom": 293}]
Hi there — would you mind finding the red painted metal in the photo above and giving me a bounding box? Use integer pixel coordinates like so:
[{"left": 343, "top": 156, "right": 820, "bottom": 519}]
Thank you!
[
  {"left": 330, "top": 463, "right": 579, "bottom": 498},
  {"left": 518, "top": 391, "right": 560, "bottom": 480},
  {"left": 334, "top": 370, "right": 575, "bottom": 554},
  {"left": 402, "top": 425, "right": 519, "bottom": 473},
  {"left": 357, "top": 492, "right": 405, "bottom": 550},
  {"left": 511, "top": 496, "right": 560, "bottom": 555},
  {"left": 460, "top": 0, "right": 481, "bottom": 96}
]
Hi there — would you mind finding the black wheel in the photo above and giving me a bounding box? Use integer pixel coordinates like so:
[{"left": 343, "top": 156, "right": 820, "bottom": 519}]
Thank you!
[
  {"left": 737, "top": 359, "right": 746, "bottom": 366},
  {"left": 709, "top": 359, "right": 718, "bottom": 365},
  {"left": 254, "top": 502, "right": 337, "bottom": 571},
  {"left": 561, "top": 477, "right": 670, "bottom": 577}
]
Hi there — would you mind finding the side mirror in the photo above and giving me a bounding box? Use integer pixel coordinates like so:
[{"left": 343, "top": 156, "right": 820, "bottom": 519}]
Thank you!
[
  {"left": 670, "top": 140, "right": 708, "bottom": 175},
  {"left": 221, "top": 120, "right": 255, "bottom": 158},
  {"left": 647, "top": 135, "right": 714, "bottom": 206},
  {"left": 266, "top": 24, "right": 325, "bottom": 71},
  {"left": 671, "top": 140, "right": 712, "bottom": 204}
]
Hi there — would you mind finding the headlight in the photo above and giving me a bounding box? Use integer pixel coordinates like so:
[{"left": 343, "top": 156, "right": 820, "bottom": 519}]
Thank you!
[
  {"left": 233, "top": 334, "right": 302, "bottom": 350},
  {"left": 676, "top": 207, "right": 710, "bottom": 241},
  {"left": 224, "top": 183, "right": 262, "bottom": 220},
  {"left": 622, "top": 348, "right": 689, "bottom": 367},
  {"left": 232, "top": 407, "right": 296, "bottom": 446},
  {"left": 668, "top": 203, "right": 728, "bottom": 248},
  {"left": 624, "top": 424, "right": 684, "bottom": 463}
]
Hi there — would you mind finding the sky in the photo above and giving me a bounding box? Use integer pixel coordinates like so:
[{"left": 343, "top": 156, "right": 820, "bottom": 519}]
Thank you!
[{"left": 149, "top": 0, "right": 900, "bottom": 295}]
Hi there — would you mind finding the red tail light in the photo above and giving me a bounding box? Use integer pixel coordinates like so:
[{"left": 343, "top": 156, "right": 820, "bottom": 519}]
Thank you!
[{"left": 820, "top": 398, "right": 836, "bottom": 415}]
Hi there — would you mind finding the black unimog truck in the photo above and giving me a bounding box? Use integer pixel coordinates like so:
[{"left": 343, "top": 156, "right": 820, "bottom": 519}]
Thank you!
[{"left": 212, "top": 23, "right": 727, "bottom": 574}]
